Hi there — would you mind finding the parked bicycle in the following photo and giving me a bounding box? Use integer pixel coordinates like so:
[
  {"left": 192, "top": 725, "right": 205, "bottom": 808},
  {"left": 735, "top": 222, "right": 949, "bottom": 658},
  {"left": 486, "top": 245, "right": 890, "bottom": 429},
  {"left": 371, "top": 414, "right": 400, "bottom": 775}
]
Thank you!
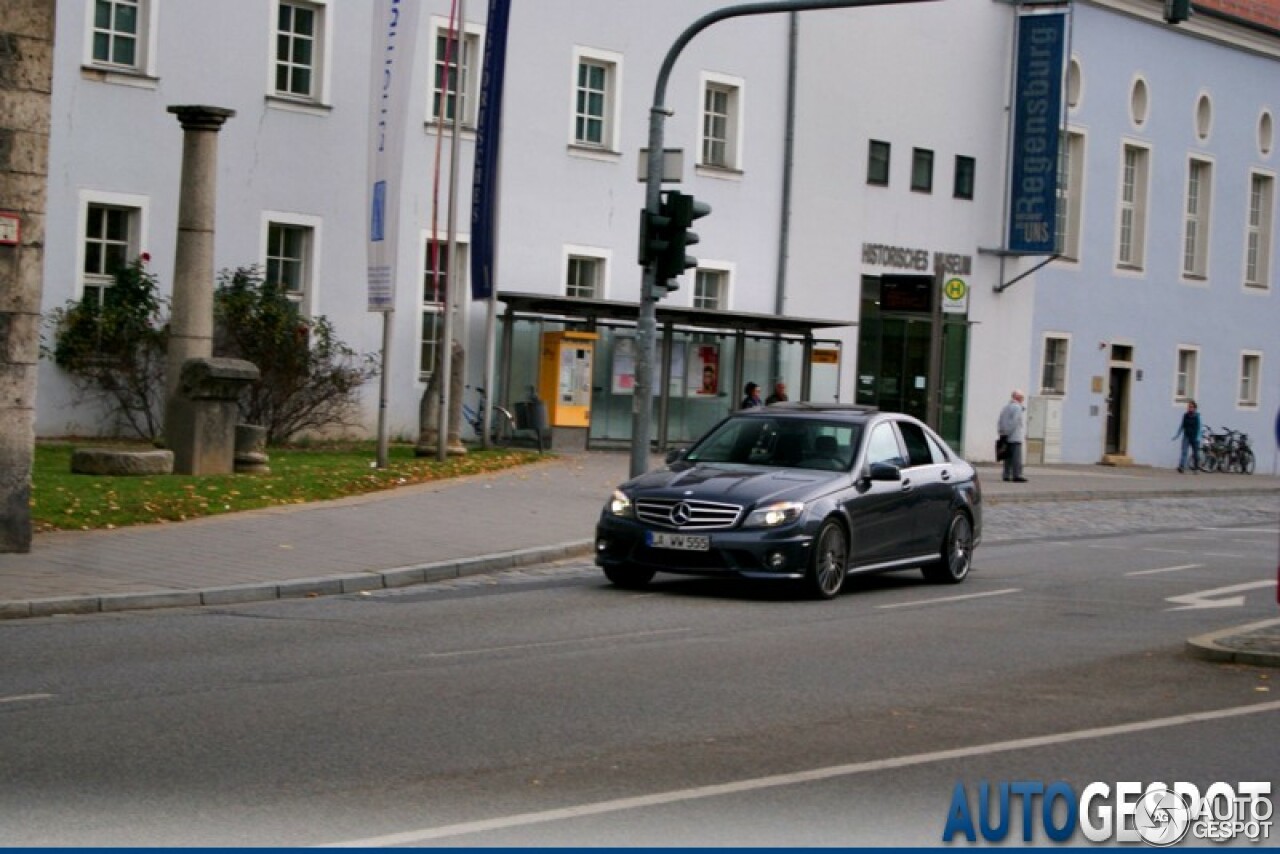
[
  {"left": 1222, "top": 428, "right": 1256, "bottom": 474},
  {"left": 462, "top": 385, "right": 517, "bottom": 446},
  {"left": 1199, "top": 428, "right": 1229, "bottom": 472}
]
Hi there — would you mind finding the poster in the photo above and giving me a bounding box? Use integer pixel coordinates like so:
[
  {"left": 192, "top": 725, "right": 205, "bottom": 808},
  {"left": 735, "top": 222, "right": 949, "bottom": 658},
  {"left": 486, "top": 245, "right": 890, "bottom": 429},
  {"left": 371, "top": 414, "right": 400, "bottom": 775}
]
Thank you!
[{"left": 688, "top": 343, "right": 720, "bottom": 397}]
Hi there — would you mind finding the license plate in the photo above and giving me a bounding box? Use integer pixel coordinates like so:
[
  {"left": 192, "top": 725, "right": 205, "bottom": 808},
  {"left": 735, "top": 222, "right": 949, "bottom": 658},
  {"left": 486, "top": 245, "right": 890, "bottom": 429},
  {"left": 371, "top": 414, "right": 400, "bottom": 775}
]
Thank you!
[{"left": 645, "top": 531, "right": 710, "bottom": 551}]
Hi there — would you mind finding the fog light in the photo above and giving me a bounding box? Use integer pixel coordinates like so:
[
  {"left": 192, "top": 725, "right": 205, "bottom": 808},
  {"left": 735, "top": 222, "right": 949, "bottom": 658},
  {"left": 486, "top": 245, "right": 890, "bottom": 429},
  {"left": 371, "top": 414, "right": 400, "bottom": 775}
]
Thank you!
[
  {"left": 767, "top": 550, "right": 787, "bottom": 570},
  {"left": 596, "top": 538, "right": 609, "bottom": 552}
]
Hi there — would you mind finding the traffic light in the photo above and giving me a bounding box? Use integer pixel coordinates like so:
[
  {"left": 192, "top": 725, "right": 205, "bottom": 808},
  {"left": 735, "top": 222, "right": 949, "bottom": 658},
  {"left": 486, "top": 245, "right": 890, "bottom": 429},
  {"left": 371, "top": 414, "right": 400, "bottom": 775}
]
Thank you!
[
  {"left": 640, "top": 191, "right": 711, "bottom": 299},
  {"left": 1164, "top": 0, "right": 1191, "bottom": 23}
]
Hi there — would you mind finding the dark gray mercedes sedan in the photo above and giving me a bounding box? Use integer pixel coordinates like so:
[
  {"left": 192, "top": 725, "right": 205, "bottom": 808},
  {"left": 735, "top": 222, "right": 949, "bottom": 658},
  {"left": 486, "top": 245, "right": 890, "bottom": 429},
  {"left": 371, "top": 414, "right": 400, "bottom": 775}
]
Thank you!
[{"left": 595, "top": 404, "right": 981, "bottom": 599}]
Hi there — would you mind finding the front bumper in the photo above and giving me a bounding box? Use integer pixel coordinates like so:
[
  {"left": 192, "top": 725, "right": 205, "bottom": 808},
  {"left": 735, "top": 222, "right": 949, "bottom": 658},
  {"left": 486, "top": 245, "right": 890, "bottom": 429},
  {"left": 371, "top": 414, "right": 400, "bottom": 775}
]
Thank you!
[{"left": 594, "top": 514, "right": 815, "bottom": 579}]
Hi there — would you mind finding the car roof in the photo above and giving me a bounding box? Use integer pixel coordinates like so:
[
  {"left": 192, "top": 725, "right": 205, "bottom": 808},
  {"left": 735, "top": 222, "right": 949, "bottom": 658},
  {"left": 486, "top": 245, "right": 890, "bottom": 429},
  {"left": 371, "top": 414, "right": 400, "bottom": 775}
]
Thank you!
[{"left": 736, "top": 402, "right": 881, "bottom": 422}]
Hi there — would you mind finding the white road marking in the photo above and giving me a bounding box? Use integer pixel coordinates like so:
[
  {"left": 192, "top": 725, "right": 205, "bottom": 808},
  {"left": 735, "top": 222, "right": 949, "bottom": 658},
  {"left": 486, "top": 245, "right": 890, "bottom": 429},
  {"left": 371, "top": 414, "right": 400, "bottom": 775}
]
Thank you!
[
  {"left": 1125, "top": 563, "right": 1202, "bottom": 577},
  {"left": 1198, "top": 527, "right": 1279, "bottom": 534},
  {"left": 0, "top": 693, "right": 55, "bottom": 705},
  {"left": 875, "top": 588, "right": 1021, "bottom": 610},
  {"left": 1201, "top": 553, "right": 1246, "bottom": 559},
  {"left": 1142, "top": 548, "right": 1193, "bottom": 555},
  {"left": 323, "top": 700, "right": 1280, "bottom": 847},
  {"left": 421, "top": 628, "right": 692, "bottom": 659},
  {"left": 1165, "top": 579, "right": 1276, "bottom": 611}
]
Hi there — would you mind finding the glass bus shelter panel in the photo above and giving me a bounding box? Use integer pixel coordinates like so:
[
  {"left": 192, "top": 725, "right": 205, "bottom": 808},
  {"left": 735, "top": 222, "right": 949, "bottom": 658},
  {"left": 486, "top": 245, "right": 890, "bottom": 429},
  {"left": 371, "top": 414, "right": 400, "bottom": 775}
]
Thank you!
[{"left": 807, "top": 340, "right": 842, "bottom": 404}]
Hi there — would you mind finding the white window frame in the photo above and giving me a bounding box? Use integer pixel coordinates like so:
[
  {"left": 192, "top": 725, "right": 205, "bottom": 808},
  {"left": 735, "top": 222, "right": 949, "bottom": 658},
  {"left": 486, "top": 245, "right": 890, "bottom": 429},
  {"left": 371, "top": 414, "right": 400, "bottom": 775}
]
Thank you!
[
  {"left": 1056, "top": 129, "right": 1086, "bottom": 262},
  {"left": 563, "top": 245, "right": 610, "bottom": 299},
  {"left": 268, "top": 0, "right": 332, "bottom": 108},
  {"left": 427, "top": 16, "right": 484, "bottom": 129},
  {"left": 568, "top": 47, "right": 622, "bottom": 155},
  {"left": 1182, "top": 156, "right": 1213, "bottom": 280},
  {"left": 76, "top": 190, "right": 150, "bottom": 305},
  {"left": 83, "top": 0, "right": 159, "bottom": 84},
  {"left": 1039, "top": 333, "right": 1070, "bottom": 397},
  {"left": 698, "top": 72, "right": 744, "bottom": 173},
  {"left": 692, "top": 262, "right": 734, "bottom": 310},
  {"left": 1244, "top": 170, "right": 1274, "bottom": 291},
  {"left": 1115, "top": 141, "right": 1150, "bottom": 271},
  {"left": 260, "top": 212, "right": 322, "bottom": 317},
  {"left": 1174, "top": 345, "right": 1200, "bottom": 403},
  {"left": 1237, "top": 351, "right": 1262, "bottom": 409},
  {"left": 418, "top": 232, "right": 469, "bottom": 382}
]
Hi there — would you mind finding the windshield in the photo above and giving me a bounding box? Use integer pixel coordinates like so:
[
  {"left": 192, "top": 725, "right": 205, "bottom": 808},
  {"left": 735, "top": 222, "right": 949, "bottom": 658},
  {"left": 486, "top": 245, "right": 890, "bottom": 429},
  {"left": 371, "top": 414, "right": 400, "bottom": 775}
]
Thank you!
[{"left": 685, "top": 416, "right": 863, "bottom": 472}]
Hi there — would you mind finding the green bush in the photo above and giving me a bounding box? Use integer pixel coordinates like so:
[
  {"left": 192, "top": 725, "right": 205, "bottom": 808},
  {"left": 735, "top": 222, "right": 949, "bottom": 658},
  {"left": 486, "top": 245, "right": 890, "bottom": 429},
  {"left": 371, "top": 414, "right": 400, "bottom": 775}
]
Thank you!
[
  {"left": 213, "top": 266, "right": 379, "bottom": 444},
  {"left": 43, "top": 255, "right": 168, "bottom": 441}
]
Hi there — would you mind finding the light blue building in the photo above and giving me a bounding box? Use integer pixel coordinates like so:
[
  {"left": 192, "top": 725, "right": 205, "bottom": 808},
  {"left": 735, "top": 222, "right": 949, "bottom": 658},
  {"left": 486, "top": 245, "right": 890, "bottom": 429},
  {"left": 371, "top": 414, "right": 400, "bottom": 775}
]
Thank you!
[{"left": 1030, "top": 0, "right": 1278, "bottom": 470}]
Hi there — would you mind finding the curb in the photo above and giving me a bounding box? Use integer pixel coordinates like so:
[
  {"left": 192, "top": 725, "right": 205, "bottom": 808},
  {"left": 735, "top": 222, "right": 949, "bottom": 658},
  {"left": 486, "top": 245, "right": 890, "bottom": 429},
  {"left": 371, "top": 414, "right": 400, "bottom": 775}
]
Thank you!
[
  {"left": 1184, "top": 618, "right": 1280, "bottom": 668},
  {"left": 0, "top": 539, "right": 596, "bottom": 621}
]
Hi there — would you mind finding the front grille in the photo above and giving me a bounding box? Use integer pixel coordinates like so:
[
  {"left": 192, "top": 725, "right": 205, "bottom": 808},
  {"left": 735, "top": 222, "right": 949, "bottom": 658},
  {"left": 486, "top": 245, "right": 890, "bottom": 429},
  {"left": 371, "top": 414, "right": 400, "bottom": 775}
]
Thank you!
[{"left": 635, "top": 498, "right": 742, "bottom": 530}]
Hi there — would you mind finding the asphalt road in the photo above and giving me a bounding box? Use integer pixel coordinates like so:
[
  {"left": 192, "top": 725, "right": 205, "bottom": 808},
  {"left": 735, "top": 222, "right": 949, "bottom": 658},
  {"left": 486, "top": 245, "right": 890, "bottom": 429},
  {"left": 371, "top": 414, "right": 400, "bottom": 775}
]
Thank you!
[{"left": 0, "top": 520, "right": 1276, "bottom": 846}]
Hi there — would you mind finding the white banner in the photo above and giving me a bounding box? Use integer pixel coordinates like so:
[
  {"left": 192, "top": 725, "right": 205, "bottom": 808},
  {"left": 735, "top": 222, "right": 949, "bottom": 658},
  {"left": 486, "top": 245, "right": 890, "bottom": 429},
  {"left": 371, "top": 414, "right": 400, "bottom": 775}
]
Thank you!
[{"left": 366, "top": 0, "right": 423, "bottom": 311}]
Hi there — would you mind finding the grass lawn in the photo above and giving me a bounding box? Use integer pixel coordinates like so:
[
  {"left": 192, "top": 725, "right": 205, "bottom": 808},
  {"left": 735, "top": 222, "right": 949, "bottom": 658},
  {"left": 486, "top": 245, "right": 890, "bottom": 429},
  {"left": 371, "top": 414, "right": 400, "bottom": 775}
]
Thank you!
[{"left": 31, "top": 442, "right": 546, "bottom": 533}]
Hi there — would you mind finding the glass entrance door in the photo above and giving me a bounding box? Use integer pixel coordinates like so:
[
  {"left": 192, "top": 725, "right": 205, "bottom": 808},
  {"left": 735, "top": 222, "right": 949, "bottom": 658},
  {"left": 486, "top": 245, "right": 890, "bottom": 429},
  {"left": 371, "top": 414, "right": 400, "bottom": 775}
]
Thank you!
[{"left": 877, "top": 317, "right": 932, "bottom": 422}]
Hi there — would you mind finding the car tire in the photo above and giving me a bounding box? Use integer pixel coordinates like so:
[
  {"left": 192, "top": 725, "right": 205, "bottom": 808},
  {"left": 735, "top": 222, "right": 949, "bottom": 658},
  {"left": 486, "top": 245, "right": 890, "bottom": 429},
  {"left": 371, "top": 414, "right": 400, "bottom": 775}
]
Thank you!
[
  {"left": 603, "top": 563, "right": 655, "bottom": 590},
  {"left": 923, "top": 511, "right": 973, "bottom": 584},
  {"left": 804, "top": 520, "right": 848, "bottom": 600}
]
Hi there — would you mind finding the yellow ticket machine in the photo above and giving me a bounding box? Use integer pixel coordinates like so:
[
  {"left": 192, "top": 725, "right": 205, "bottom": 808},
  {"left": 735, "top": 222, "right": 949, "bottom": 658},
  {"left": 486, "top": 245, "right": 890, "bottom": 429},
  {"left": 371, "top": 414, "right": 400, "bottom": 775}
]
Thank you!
[{"left": 539, "top": 331, "right": 597, "bottom": 432}]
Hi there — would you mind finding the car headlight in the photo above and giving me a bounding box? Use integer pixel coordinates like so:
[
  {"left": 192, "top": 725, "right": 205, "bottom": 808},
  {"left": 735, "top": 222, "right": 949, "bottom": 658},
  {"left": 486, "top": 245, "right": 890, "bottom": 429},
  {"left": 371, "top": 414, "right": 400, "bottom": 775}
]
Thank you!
[
  {"left": 743, "top": 501, "right": 804, "bottom": 528},
  {"left": 607, "top": 489, "right": 634, "bottom": 518}
]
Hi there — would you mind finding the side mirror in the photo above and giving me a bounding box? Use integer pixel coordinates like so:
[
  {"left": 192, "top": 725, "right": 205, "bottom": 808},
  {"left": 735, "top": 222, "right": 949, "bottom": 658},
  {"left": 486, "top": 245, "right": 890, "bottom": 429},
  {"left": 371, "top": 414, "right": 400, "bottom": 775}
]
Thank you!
[
  {"left": 867, "top": 461, "right": 902, "bottom": 482},
  {"left": 665, "top": 447, "right": 687, "bottom": 465}
]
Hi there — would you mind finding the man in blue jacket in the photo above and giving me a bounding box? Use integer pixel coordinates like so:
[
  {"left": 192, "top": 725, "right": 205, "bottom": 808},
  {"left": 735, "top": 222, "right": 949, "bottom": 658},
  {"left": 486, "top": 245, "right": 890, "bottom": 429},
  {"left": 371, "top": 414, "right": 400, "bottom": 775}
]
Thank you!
[{"left": 1173, "top": 399, "right": 1202, "bottom": 473}]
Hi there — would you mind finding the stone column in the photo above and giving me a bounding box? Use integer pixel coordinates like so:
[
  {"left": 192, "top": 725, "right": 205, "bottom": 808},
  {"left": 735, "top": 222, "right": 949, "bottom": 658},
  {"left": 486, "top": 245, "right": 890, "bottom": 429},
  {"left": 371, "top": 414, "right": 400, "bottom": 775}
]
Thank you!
[
  {"left": 0, "top": 1, "right": 55, "bottom": 553},
  {"left": 164, "top": 105, "right": 234, "bottom": 404}
]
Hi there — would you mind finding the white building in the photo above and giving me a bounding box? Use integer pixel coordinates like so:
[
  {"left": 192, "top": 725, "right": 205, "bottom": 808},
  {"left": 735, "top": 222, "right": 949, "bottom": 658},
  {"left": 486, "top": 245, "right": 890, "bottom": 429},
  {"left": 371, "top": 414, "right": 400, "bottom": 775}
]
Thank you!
[{"left": 38, "top": 0, "right": 1278, "bottom": 468}]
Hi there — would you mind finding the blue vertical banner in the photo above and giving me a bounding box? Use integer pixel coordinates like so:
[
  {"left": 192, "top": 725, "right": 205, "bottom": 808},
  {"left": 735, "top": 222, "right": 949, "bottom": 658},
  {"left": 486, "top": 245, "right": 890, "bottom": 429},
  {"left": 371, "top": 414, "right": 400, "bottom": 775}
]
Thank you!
[
  {"left": 366, "top": 0, "right": 423, "bottom": 312},
  {"left": 470, "top": 0, "right": 511, "bottom": 300},
  {"left": 1007, "top": 10, "right": 1067, "bottom": 254}
]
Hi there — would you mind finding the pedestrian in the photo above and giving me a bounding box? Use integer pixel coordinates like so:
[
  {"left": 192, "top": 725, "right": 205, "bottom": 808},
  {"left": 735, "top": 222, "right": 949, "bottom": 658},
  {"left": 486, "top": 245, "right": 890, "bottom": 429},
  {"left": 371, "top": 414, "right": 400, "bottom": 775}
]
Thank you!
[
  {"left": 765, "top": 380, "right": 788, "bottom": 405},
  {"left": 740, "top": 382, "right": 763, "bottom": 409},
  {"left": 1172, "top": 399, "right": 1202, "bottom": 473},
  {"left": 997, "top": 389, "right": 1027, "bottom": 482}
]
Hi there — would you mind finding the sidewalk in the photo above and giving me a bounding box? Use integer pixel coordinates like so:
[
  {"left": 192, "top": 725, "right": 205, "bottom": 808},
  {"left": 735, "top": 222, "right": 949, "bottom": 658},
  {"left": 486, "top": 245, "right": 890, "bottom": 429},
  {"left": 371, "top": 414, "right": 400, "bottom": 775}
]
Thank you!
[{"left": 1, "top": 452, "right": 1277, "bottom": 665}]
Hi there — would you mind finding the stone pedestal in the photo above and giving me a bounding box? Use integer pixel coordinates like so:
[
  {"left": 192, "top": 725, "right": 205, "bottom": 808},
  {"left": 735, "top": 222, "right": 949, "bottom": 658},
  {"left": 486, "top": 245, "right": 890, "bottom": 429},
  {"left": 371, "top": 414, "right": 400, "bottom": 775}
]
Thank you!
[
  {"left": 234, "top": 423, "right": 270, "bottom": 474},
  {"left": 167, "top": 357, "right": 259, "bottom": 475},
  {"left": 415, "top": 339, "right": 467, "bottom": 457}
]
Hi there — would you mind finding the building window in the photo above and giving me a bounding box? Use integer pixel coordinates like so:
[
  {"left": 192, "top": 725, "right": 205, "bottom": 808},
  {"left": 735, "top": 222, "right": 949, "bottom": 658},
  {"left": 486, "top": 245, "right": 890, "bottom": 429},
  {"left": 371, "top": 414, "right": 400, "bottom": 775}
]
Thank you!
[
  {"left": 1057, "top": 130, "right": 1085, "bottom": 260},
  {"left": 1238, "top": 352, "right": 1261, "bottom": 408},
  {"left": 1246, "top": 172, "right": 1274, "bottom": 289},
  {"left": 911, "top": 148, "right": 933, "bottom": 193},
  {"left": 565, "top": 252, "right": 605, "bottom": 299},
  {"left": 1040, "top": 335, "right": 1069, "bottom": 396},
  {"left": 1117, "top": 144, "right": 1150, "bottom": 269},
  {"left": 571, "top": 48, "right": 621, "bottom": 150},
  {"left": 265, "top": 222, "right": 312, "bottom": 310},
  {"left": 419, "top": 239, "right": 468, "bottom": 381},
  {"left": 274, "top": 2, "right": 324, "bottom": 100},
  {"left": 1175, "top": 347, "right": 1199, "bottom": 402},
  {"left": 431, "top": 22, "right": 481, "bottom": 126},
  {"left": 694, "top": 269, "right": 728, "bottom": 310},
  {"left": 91, "top": 0, "right": 145, "bottom": 69},
  {"left": 867, "top": 140, "right": 890, "bottom": 186},
  {"left": 1183, "top": 158, "right": 1212, "bottom": 278},
  {"left": 700, "top": 74, "right": 743, "bottom": 171},
  {"left": 82, "top": 202, "right": 140, "bottom": 307},
  {"left": 953, "top": 155, "right": 975, "bottom": 200}
]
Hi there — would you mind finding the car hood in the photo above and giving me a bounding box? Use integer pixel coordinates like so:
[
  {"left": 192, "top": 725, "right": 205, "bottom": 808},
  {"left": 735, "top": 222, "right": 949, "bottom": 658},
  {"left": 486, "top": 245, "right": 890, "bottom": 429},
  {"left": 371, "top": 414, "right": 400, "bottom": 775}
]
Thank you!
[{"left": 624, "top": 462, "right": 843, "bottom": 506}]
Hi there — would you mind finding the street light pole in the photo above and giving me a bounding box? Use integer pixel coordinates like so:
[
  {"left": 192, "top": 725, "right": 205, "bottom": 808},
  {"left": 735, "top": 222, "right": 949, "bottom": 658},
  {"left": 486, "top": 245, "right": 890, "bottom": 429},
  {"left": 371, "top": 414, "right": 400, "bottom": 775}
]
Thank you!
[{"left": 630, "top": 0, "right": 940, "bottom": 479}]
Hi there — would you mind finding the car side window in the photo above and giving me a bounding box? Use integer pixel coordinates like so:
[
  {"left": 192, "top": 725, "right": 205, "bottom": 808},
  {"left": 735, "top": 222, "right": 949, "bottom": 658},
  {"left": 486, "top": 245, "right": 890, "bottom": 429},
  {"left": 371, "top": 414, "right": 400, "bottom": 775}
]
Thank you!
[
  {"left": 864, "top": 423, "right": 904, "bottom": 468},
  {"left": 897, "top": 421, "right": 935, "bottom": 468},
  {"left": 924, "top": 431, "right": 951, "bottom": 464}
]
